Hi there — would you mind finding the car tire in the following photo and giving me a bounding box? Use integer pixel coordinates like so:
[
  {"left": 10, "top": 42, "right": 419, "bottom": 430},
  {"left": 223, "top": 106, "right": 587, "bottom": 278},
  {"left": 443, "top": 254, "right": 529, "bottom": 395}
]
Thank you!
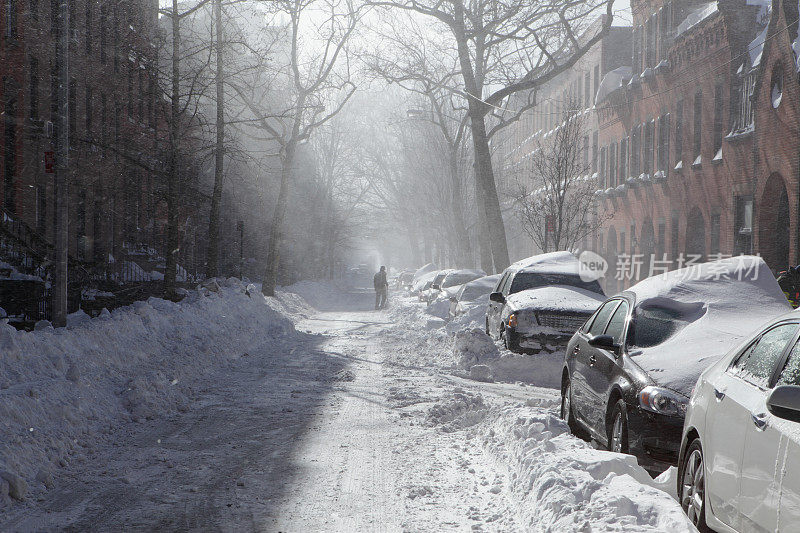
[
  {"left": 607, "top": 399, "right": 629, "bottom": 454},
  {"left": 678, "top": 439, "right": 711, "bottom": 532},
  {"left": 560, "top": 380, "right": 588, "bottom": 439},
  {"left": 503, "top": 327, "right": 520, "bottom": 352}
]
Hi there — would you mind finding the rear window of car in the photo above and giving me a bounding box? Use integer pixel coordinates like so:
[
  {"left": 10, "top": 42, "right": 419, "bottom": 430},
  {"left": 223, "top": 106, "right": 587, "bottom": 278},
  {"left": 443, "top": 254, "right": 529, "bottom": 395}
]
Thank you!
[
  {"left": 731, "top": 323, "right": 799, "bottom": 388},
  {"left": 509, "top": 272, "right": 603, "bottom": 295},
  {"left": 627, "top": 306, "right": 688, "bottom": 349}
]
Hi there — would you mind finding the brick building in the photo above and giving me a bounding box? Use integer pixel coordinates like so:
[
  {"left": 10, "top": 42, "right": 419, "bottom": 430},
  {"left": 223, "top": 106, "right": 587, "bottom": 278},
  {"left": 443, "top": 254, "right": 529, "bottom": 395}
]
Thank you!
[
  {"left": 493, "top": 16, "right": 632, "bottom": 260},
  {"left": 593, "top": 0, "right": 799, "bottom": 291},
  {"left": 0, "top": 0, "right": 209, "bottom": 320}
]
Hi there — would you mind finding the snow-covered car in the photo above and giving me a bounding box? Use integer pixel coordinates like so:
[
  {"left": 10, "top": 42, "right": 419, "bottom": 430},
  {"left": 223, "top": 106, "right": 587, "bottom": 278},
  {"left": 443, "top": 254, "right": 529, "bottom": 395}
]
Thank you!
[
  {"left": 410, "top": 270, "right": 438, "bottom": 296},
  {"left": 396, "top": 270, "right": 415, "bottom": 289},
  {"left": 421, "top": 269, "right": 453, "bottom": 303},
  {"left": 677, "top": 310, "right": 800, "bottom": 532},
  {"left": 411, "top": 263, "right": 438, "bottom": 286},
  {"left": 428, "top": 269, "right": 486, "bottom": 304},
  {"left": 561, "top": 256, "right": 791, "bottom": 475},
  {"left": 486, "top": 252, "right": 605, "bottom": 352},
  {"left": 449, "top": 274, "right": 502, "bottom": 319}
]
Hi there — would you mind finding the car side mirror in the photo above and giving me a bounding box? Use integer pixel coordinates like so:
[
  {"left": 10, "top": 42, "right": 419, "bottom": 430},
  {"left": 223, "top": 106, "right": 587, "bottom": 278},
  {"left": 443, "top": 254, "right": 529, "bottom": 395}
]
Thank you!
[
  {"left": 588, "top": 334, "right": 620, "bottom": 355},
  {"left": 489, "top": 292, "right": 505, "bottom": 303},
  {"left": 766, "top": 385, "right": 800, "bottom": 423}
]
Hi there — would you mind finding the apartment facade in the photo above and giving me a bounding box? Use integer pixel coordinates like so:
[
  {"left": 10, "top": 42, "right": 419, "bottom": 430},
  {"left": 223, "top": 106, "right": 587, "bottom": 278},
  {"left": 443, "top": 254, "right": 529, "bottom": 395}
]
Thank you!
[
  {"left": 493, "top": 17, "right": 632, "bottom": 261},
  {"left": 593, "top": 0, "right": 799, "bottom": 292}
]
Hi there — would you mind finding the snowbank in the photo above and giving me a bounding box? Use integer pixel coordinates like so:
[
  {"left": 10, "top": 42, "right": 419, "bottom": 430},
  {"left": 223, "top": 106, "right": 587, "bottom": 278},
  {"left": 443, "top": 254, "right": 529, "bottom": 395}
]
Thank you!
[
  {"left": 483, "top": 405, "right": 696, "bottom": 532},
  {"left": 0, "top": 280, "right": 296, "bottom": 503}
]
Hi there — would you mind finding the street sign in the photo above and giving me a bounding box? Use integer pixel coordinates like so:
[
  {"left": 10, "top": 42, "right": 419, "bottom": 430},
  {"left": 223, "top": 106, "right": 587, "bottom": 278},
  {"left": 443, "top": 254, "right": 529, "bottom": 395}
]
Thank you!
[{"left": 44, "top": 151, "right": 55, "bottom": 174}]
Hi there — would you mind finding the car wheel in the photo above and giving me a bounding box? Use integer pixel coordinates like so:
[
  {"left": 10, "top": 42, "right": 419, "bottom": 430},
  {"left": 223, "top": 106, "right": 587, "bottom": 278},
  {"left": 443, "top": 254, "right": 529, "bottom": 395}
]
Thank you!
[
  {"left": 503, "top": 327, "right": 520, "bottom": 352},
  {"left": 607, "top": 399, "right": 629, "bottom": 453},
  {"left": 560, "top": 380, "right": 587, "bottom": 438},
  {"left": 679, "top": 439, "right": 711, "bottom": 532}
]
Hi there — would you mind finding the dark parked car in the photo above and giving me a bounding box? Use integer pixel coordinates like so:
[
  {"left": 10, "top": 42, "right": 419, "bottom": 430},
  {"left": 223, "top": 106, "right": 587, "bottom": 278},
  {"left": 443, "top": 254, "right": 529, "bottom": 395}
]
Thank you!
[
  {"left": 560, "top": 256, "right": 791, "bottom": 474},
  {"left": 486, "top": 252, "right": 604, "bottom": 352}
]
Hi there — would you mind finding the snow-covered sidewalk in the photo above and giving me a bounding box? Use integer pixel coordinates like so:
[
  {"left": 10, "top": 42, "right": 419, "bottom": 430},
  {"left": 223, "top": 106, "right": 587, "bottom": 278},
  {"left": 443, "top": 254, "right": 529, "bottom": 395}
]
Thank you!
[{"left": 0, "top": 281, "right": 695, "bottom": 531}]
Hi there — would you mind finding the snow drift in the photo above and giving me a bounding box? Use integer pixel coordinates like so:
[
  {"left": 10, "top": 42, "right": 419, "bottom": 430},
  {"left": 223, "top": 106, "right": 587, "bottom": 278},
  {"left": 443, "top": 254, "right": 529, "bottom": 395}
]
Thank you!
[{"left": 0, "top": 279, "right": 296, "bottom": 503}]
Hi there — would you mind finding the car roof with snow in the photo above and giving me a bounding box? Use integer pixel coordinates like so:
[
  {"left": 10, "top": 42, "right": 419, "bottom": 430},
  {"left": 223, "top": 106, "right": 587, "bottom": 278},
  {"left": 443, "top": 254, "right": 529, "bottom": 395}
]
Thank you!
[
  {"left": 506, "top": 251, "right": 583, "bottom": 275},
  {"left": 620, "top": 255, "right": 792, "bottom": 396}
]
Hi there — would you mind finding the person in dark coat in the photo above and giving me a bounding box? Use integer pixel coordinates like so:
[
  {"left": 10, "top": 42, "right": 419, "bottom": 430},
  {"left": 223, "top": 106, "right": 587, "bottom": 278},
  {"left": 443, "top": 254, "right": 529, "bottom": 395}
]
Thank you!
[{"left": 374, "top": 266, "right": 389, "bottom": 309}]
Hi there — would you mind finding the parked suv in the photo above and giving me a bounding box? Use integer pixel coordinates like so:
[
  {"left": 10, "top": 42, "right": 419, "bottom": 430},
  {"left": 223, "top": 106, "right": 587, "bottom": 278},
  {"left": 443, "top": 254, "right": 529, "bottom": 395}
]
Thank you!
[{"left": 486, "top": 252, "right": 604, "bottom": 352}]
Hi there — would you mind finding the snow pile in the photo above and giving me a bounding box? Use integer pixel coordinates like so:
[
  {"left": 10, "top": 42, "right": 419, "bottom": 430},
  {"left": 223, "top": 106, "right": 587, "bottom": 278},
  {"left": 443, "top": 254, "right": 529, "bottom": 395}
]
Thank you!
[
  {"left": 454, "top": 329, "right": 500, "bottom": 368},
  {"left": 412, "top": 263, "right": 438, "bottom": 284},
  {"left": 483, "top": 407, "right": 696, "bottom": 532},
  {"left": 626, "top": 255, "right": 791, "bottom": 395},
  {"left": 510, "top": 251, "right": 582, "bottom": 273},
  {"left": 426, "top": 390, "right": 488, "bottom": 432},
  {"left": 426, "top": 298, "right": 452, "bottom": 320},
  {"left": 446, "top": 298, "right": 489, "bottom": 334},
  {"left": 0, "top": 281, "right": 296, "bottom": 502}
]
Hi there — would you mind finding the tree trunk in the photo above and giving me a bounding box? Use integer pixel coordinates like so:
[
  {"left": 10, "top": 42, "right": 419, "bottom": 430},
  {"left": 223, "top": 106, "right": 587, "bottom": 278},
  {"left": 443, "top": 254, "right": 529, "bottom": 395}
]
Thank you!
[
  {"left": 164, "top": 0, "right": 181, "bottom": 299},
  {"left": 474, "top": 165, "right": 494, "bottom": 273},
  {"left": 448, "top": 148, "right": 472, "bottom": 266},
  {"left": 206, "top": 0, "right": 225, "bottom": 278},
  {"left": 261, "top": 141, "right": 296, "bottom": 296},
  {"left": 451, "top": 8, "right": 510, "bottom": 272}
]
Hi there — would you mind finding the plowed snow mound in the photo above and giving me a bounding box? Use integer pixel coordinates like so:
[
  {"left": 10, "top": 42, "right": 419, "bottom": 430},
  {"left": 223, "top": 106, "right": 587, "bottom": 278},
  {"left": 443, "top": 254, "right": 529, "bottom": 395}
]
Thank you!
[
  {"left": 426, "top": 391, "right": 488, "bottom": 432},
  {"left": 483, "top": 407, "right": 696, "bottom": 532}
]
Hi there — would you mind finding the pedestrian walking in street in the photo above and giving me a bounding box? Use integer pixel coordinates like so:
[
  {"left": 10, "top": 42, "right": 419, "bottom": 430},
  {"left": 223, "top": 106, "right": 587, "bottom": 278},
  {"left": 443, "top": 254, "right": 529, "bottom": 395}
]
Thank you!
[{"left": 374, "top": 266, "right": 389, "bottom": 310}]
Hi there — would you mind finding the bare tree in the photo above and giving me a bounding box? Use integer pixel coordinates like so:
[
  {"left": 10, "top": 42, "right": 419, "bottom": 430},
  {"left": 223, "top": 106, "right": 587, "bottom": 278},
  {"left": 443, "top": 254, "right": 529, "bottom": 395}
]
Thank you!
[
  {"left": 367, "top": 0, "right": 614, "bottom": 271},
  {"left": 233, "top": 0, "right": 359, "bottom": 296},
  {"left": 511, "top": 98, "right": 610, "bottom": 253}
]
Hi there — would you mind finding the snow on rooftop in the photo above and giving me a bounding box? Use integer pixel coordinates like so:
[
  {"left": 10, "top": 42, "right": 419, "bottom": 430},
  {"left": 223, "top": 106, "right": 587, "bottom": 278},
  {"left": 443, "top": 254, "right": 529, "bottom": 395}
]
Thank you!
[
  {"left": 675, "top": 1, "right": 719, "bottom": 37},
  {"left": 595, "top": 66, "right": 632, "bottom": 106},
  {"left": 625, "top": 255, "right": 791, "bottom": 395}
]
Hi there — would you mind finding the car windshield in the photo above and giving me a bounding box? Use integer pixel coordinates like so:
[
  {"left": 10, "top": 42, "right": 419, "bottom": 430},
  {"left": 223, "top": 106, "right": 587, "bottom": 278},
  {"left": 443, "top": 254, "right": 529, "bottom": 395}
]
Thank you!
[
  {"left": 627, "top": 305, "right": 690, "bottom": 349},
  {"left": 509, "top": 272, "right": 603, "bottom": 295},
  {"left": 432, "top": 273, "right": 447, "bottom": 286}
]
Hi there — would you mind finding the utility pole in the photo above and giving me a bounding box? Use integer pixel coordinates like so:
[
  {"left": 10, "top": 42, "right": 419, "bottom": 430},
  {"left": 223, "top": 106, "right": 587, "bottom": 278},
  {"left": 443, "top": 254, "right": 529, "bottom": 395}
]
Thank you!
[{"left": 52, "top": 0, "right": 69, "bottom": 326}]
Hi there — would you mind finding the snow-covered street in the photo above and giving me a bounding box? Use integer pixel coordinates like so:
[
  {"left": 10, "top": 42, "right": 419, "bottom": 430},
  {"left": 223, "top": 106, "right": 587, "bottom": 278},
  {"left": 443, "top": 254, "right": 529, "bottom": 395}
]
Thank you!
[{"left": 0, "top": 283, "right": 695, "bottom": 531}]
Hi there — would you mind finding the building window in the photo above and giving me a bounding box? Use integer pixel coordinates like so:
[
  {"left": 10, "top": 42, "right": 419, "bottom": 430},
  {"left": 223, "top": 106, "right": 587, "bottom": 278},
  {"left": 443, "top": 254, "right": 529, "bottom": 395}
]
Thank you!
[
  {"left": 671, "top": 211, "right": 680, "bottom": 262},
  {"left": 633, "top": 26, "right": 641, "bottom": 76},
  {"left": 609, "top": 142, "right": 617, "bottom": 187},
  {"left": 644, "top": 120, "right": 654, "bottom": 174},
  {"left": 77, "top": 188, "right": 87, "bottom": 260},
  {"left": 710, "top": 213, "right": 720, "bottom": 255},
  {"left": 593, "top": 65, "right": 600, "bottom": 100},
  {"left": 100, "top": 4, "right": 107, "bottom": 63},
  {"left": 771, "top": 64, "right": 784, "bottom": 108},
  {"left": 631, "top": 125, "right": 640, "bottom": 177},
  {"left": 646, "top": 15, "right": 655, "bottom": 67},
  {"left": 734, "top": 196, "right": 753, "bottom": 255},
  {"left": 101, "top": 92, "right": 107, "bottom": 142},
  {"left": 29, "top": 56, "right": 39, "bottom": 120},
  {"left": 583, "top": 135, "right": 589, "bottom": 170},
  {"left": 657, "top": 114, "right": 670, "bottom": 174},
  {"left": 584, "top": 72, "right": 591, "bottom": 106},
  {"left": 85, "top": 0, "right": 92, "bottom": 54},
  {"left": 4, "top": 80, "right": 18, "bottom": 214},
  {"left": 600, "top": 147, "right": 607, "bottom": 187},
  {"left": 6, "top": 0, "right": 17, "bottom": 38},
  {"left": 713, "top": 82, "right": 724, "bottom": 155},
  {"left": 693, "top": 90, "right": 702, "bottom": 161},
  {"left": 36, "top": 184, "right": 46, "bottom": 234},
  {"left": 68, "top": 78, "right": 76, "bottom": 143},
  {"left": 85, "top": 86, "right": 92, "bottom": 134},
  {"left": 619, "top": 137, "right": 627, "bottom": 180},
  {"left": 675, "top": 99, "right": 683, "bottom": 164},
  {"left": 592, "top": 131, "right": 598, "bottom": 173},
  {"left": 734, "top": 71, "right": 755, "bottom": 132}
]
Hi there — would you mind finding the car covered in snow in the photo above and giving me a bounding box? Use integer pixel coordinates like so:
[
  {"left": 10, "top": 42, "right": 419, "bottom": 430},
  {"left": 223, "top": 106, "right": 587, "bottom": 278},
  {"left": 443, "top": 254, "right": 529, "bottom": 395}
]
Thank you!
[
  {"left": 677, "top": 309, "right": 800, "bottom": 532},
  {"left": 395, "top": 270, "right": 415, "bottom": 289},
  {"left": 420, "top": 269, "right": 454, "bottom": 303},
  {"left": 486, "top": 252, "right": 605, "bottom": 352},
  {"left": 560, "top": 256, "right": 792, "bottom": 474},
  {"left": 449, "top": 274, "right": 502, "bottom": 319},
  {"left": 428, "top": 269, "right": 486, "bottom": 304},
  {"left": 410, "top": 270, "right": 438, "bottom": 297}
]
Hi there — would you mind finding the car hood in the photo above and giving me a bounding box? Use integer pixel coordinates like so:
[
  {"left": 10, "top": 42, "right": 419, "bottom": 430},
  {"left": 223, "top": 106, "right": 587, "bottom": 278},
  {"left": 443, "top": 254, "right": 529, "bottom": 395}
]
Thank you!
[{"left": 505, "top": 285, "right": 605, "bottom": 314}]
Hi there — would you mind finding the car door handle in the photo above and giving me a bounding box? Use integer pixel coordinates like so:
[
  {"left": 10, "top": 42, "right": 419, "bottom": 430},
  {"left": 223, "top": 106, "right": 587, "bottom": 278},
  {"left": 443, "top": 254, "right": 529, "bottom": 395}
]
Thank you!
[
  {"left": 752, "top": 413, "right": 768, "bottom": 431},
  {"left": 589, "top": 354, "right": 597, "bottom": 366},
  {"left": 713, "top": 388, "right": 725, "bottom": 401}
]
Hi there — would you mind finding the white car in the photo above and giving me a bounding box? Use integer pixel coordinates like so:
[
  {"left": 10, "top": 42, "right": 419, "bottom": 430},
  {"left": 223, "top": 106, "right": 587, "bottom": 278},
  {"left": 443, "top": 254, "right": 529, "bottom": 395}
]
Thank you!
[{"left": 678, "top": 311, "right": 800, "bottom": 532}]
